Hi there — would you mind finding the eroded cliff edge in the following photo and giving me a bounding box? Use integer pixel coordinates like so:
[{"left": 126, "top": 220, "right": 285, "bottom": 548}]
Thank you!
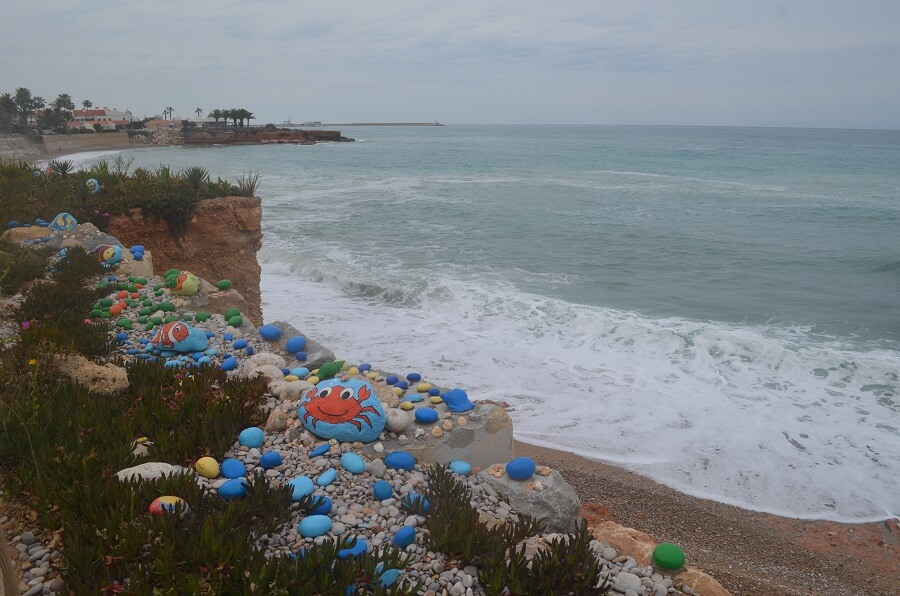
[{"left": 107, "top": 196, "right": 263, "bottom": 322}]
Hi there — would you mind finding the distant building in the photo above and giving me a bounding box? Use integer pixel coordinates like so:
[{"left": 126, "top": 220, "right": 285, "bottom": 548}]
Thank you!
[
  {"left": 145, "top": 118, "right": 182, "bottom": 132},
  {"left": 72, "top": 108, "right": 136, "bottom": 124}
]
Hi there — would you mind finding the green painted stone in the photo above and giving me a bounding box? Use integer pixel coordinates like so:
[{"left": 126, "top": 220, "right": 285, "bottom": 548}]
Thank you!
[
  {"left": 155, "top": 289, "right": 164, "bottom": 297},
  {"left": 194, "top": 312, "right": 211, "bottom": 322},
  {"left": 224, "top": 307, "right": 241, "bottom": 319},
  {"left": 316, "top": 360, "right": 345, "bottom": 381},
  {"left": 145, "top": 323, "right": 155, "bottom": 331},
  {"left": 126, "top": 285, "right": 137, "bottom": 292},
  {"left": 227, "top": 315, "right": 243, "bottom": 327},
  {"left": 134, "top": 277, "right": 147, "bottom": 285},
  {"left": 182, "top": 314, "right": 193, "bottom": 321},
  {"left": 139, "top": 307, "right": 152, "bottom": 316},
  {"left": 164, "top": 268, "right": 180, "bottom": 278},
  {"left": 142, "top": 299, "right": 153, "bottom": 306},
  {"left": 99, "top": 312, "right": 111, "bottom": 319},
  {"left": 158, "top": 302, "right": 175, "bottom": 312},
  {"left": 652, "top": 543, "right": 686, "bottom": 570},
  {"left": 90, "top": 309, "right": 101, "bottom": 318},
  {"left": 137, "top": 316, "right": 148, "bottom": 323},
  {"left": 125, "top": 299, "right": 138, "bottom": 308},
  {"left": 97, "top": 281, "right": 109, "bottom": 290},
  {"left": 117, "top": 282, "right": 128, "bottom": 290},
  {"left": 153, "top": 284, "right": 162, "bottom": 291},
  {"left": 116, "top": 318, "right": 133, "bottom": 329},
  {"left": 150, "top": 316, "right": 163, "bottom": 325},
  {"left": 217, "top": 279, "right": 233, "bottom": 290},
  {"left": 164, "top": 315, "right": 180, "bottom": 324},
  {"left": 99, "top": 298, "right": 114, "bottom": 307}
]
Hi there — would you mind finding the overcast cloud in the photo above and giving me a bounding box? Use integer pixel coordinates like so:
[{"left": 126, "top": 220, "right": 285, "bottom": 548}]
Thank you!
[{"left": 2, "top": 0, "right": 898, "bottom": 128}]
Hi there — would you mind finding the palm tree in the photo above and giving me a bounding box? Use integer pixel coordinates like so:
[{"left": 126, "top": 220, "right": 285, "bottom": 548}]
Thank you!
[
  {"left": 0, "top": 92, "right": 16, "bottom": 132},
  {"left": 164, "top": 106, "right": 174, "bottom": 120},
  {"left": 208, "top": 108, "right": 223, "bottom": 128},
  {"left": 82, "top": 99, "right": 93, "bottom": 108},
  {"left": 230, "top": 108, "right": 240, "bottom": 128},
  {"left": 195, "top": 107, "right": 203, "bottom": 118}
]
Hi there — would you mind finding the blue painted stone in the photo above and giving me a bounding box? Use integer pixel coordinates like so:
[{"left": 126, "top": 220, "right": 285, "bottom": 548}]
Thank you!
[
  {"left": 309, "top": 444, "right": 330, "bottom": 457},
  {"left": 373, "top": 480, "right": 393, "bottom": 501},
  {"left": 36, "top": 221, "right": 49, "bottom": 228},
  {"left": 164, "top": 360, "right": 183, "bottom": 369},
  {"left": 395, "top": 380, "right": 409, "bottom": 390},
  {"left": 238, "top": 427, "right": 264, "bottom": 448},
  {"left": 218, "top": 478, "right": 248, "bottom": 500},
  {"left": 308, "top": 495, "right": 333, "bottom": 515},
  {"left": 221, "top": 356, "right": 238, "bottom": 371},
  {"left": 414, "top": 408, "right": 438, "bottom": 424},
  {"left": 298, "top": 378, "right": 386, "bottom": 443},
  {"left": 108, "top": 275, "right": 117, "bottom": 282},
  {"left": 196, "top": 356, "right": 211, "bottom": 365},
  {"left": 133, "top": 252, "right": 144, "bottom": 261},
  {"left": 288, "top": 476, "right": 315, "bottom": 500},
  {"left": 160, "top": 350, "right": 176, "bottom": 358},
  {"left": 298, "top": 515, "right": 332, "bottom": 538},
  {"left": 280, "top": 367, "right": 291, "bottom": 376},
  {"left": 337, "top": 538, "right": 368, "bottom": 559},
  {"left": 224, "top": 332, "right": 234, "bottom": 341},
  {"left": 126, "top": 349, "right": 138, "bottom": 355},
  {"left": 221, "top": 458, "right": 246, "bottom": 479},
  {"left": 340, "top": 453, "right": 366, "bottom": 475},
  {"left": 358, "top": 363, "right": 372, "bottom": 372},
  {"left": 233, "top": 338, "right": 248, "bottom": 349},
  {"left": 6, "top": 221, "right": 19, "bottom": 228},
  {"left": 246, "top": 346, "right": 254, "bottom": 355},
  {"left": 505, "top": 456, "right": 536, "bottom": 481},
  {"left": 259, "top": 451, "right": 283, "bottom": 469},
  {"left": 402, "top": 393, "right": 424, "bottom": 403},
  {"left": 115, "top": 332, "right": 128, "bottom": 342},
  {"left": 385, "top": 375, "right": 399, "bottom": 385},
  {"left": 379, "top": 569, "right": 401, "bottom": 588},
  {"left": 442, "top": 388, "right": 476, "bottom": 412},
  {"left": 258, "top": 324, "right": 282, "bottom": 341},
  {"left": 316, "top": 468, "right": 337, "bottom": 486},
  {"left": 291, "top": 367, "right": 310, "bottom": 377},
  {"left": 139, "top": 338, "right": 150, "bottom": 344},
  {"left": 204, "top": 331, "right": 214, "bottom": 339},
  {"left": 401, "top": 492, "right": 430, "bottom": 514},
  {"left": 406, "top": 372, "right": 422, "bottom": 382},
  {"left": 49, "top": 213, "right": 77, "bottom": 232},
  {"left": 449, "top": 460, "right": 472, "bottom": 475},
  {"left": 285, "top": 335, "right": 307, "bottom": 353},
  {"left": 428, "top": 387, "right": 441, "bottom": 396},
  {"left": 295, "top": 351, "right": 307, "bottom": 361},
  {"left": 204, "top": 348, "right": 219, "bottom": 355},
  {"left": 130, "top": 245, "right": 145, "bottom": 253},
  {"left": 384, "top": 451, "right": 416, "bottom": 471},
  {"left": 392, "top": 526, "right": 416, "bottom": 549},
  {"left": 22, "top": 223, "right": 31, "bottom": 228}
]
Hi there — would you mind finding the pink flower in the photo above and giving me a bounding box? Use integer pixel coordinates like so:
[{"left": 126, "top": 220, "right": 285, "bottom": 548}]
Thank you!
[
  {"left": 83, "top": 318, "right": 92, "bottom": 325},
  {"left": 21, "top": 321, "right": 30, "bottom": 330}
]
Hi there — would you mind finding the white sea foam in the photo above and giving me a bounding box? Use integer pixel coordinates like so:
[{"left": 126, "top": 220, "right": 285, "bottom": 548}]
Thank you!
[{"left": 261, "top": 255, "right": 900, "bottom": 522}]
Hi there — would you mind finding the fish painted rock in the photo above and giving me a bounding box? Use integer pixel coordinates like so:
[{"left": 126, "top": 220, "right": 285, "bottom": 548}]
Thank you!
[
  {"left": 164, "top": 270, "right": 200, "bottom": 296},
  {"left": 298, "top": 378, "right": 386, "bottom": 443},
  {"left": 149, "top": 321, "right": 209, "bottom": 354},
  {"left": 93, "top": 243, "right": 123, "bottom": 265},
  {"left": 49, "top": 212, "right": 77, "bottom": 232},
  {"left": 85, "top": 178, "right": 101, "bottom": 194},
  {"left": 149, "top": 496, "right": 190, "bottom": 518}
]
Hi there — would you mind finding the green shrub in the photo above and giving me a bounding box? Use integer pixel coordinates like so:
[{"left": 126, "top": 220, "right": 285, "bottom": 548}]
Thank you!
[
  {"left": 0, "top": 239, "right": 51, "bottom": 295},
  {"left": 52, "top": 245, "right": 106, "bottom": 287}
]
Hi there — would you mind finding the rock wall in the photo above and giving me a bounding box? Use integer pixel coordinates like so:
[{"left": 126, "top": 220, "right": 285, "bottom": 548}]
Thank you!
[
  {"left": 177, "top": 128, "right": 352, "bottom": 146},
  {"left": 0, "top": 134, "right": 43, "bottom": 160},
  {"left": 107, "top": 196, "right": 263, "bottom": 322},
  {"left": 39, "top": 132, "right": 131, "bottom": 155}
]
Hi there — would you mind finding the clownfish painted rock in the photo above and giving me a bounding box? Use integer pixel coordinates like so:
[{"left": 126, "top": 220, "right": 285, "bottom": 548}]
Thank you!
[
  {"left": 298, "top": 378, "right": 386, "bottom": 443},
  {"left": 93, "top": 243, "right": 123, "bottom": 265},
  {"left": 49, "top": 212, "right": 77, "bottom": 232},
  {"left": 150, "top": 321, "right": 208, "bottom": 354}
]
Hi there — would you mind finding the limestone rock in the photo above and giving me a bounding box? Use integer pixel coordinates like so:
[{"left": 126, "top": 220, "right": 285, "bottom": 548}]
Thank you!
[
  {"left": 373, "top": 381, "right": 400, "bottom": 408},
  {"left": 249, "top": 364, "right": 284, "bottom": 382},
  {"left": 185, "top": 287, "right": 251, "bottom": 321},
  {"left": 270, "top": 321, "right": 335, "bottom": 370},
  {"left": 590, "top": 521, "right": 657, "bottom": 567},
  {"left": 54, "top": 353, "right": 129, "bottom": 395},
  {"left": 265, "top": 409, "right": 291, "bottom": 432},
  {"left": 359, "top": 404, "right": 513, "bottom": 469},
  {"left": 116, "top": 462, "right": 190, "bottom": 482},
  {"left": 116, "top": 250, "right": 154, "bottom": 278},
  {"left": 479, "top": 467, "right": 581, "bottom": 533},
  {"left": 280, "top": 379, "right": 314, "bottom": 401},
  {"left": 674, "top": 568, "right": 731, "bottom": 596},
  {"left": 1, "top": 226, "right": 50, "bottom": 242},
  {"left": 385, "top": 408, "right": 412, "bottom": 433},
  {"left": 241, "top": 352, "right": 287, "bottom": 374}
]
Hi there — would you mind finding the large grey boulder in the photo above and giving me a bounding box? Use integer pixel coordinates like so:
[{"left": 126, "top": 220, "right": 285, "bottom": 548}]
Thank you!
[
  {"left": 116, "top": 462, "right": 190, "bottom": 482},
  {"left": 478, "top": 466, "right": 581, "bottom": 533}
]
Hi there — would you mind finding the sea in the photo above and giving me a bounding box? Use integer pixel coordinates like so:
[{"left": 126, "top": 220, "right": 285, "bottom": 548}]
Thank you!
[{"left": 67, "top": 125, "right": 900, "bottom": 522}]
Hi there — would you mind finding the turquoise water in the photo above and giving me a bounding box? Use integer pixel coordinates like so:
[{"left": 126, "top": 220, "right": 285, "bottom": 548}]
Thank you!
[{"left": 71, "top": 125, "right": 900, "bottom": 521}]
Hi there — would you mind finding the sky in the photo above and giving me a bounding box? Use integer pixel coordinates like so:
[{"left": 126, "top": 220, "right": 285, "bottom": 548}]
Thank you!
[{"left": 2, "top": 0, "right": 898, "bottom": 128}]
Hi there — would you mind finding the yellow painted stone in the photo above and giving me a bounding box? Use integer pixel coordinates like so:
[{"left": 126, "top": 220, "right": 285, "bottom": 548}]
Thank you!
[
  {"left": 348, "top": 367, "right": 360, "bottom": 375},
  {"left": 195, "top": 456, "right": 220, "bottom": 479},
  {"left": 400, "top": 401, "right": 414, "bottom": 411},
  {"left": 307, "top": 376, "right": 320, "bottom": 385},
  {"left": 366, "top": 372, "right": 378, "bottom": 379},
  {"left": 341, "top": 362, "right": 350, "bottom": 371},
  {"left": 312, "top": 369, "right": 319, "bottom": 375},
  {"left": 429, "top": 396, "right": 444, "bottom": 405},
  {"left": 284, "top": 375, "right": 299, "bottom": 382},
  {"left": 416, "top": 382, "right": 432, "bottom": 392},
  {"left": 392, "top": 387, "right": 404, "bottom": 396}
]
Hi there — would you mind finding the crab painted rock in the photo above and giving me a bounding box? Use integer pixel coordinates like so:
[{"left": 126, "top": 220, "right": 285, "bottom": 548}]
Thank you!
[{"left": 298, "top": 378, "right": 386, "bottom": 443}]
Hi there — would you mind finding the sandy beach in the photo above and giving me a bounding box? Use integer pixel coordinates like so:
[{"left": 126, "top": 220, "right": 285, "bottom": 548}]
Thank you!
[{"left": 515, "top": 440, "right": 898, "bottom": 595}]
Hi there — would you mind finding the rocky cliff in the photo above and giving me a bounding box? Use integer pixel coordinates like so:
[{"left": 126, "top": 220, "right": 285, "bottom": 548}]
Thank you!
[
  {"left": 107, "top": 196, "right": 263, "bottom": 322},
  {"left": 173, "top": 128, "right": 352, "bottom": 146}
]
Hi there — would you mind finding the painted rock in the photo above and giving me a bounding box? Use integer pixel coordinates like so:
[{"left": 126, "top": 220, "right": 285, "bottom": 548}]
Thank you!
[
  {"left": 309, "top": 444, "right": 330, "bottom": 457},
  {"left": 299, "top": 515, "right": 332, "bottom": 538},
  {"left": 379, "top": 568, "right": 401, "bottom": 588},
  {"left": 442, "top": 388, "right": 476, "bottom": 412},
  {"left": 94, "top": 244, "right": 123, "bottom": 265},
  {"left": 149, "top": 496, "right": 189, "bottom": 517},
  {"left": 316, "top": 468, "right": 337, "bottom": 487},
  {"left": 288, "top": 476, "right": 315, "bottom": 500},
  {"left": 414, "top": 408, "right": 438, "bottom": 424},
  {"left": 195, "top": 456, "right": 220, "bottom": 478},
  {"left": 316, "top": 360, "right": 344, "bottom": 381},
  {"left": 340, "top": 452, "right": 366, "bottom": 475},
  {"left": 165, "top": 271, "right": 200, "bottom": 296},
  {"left": 401, "top": 492, "right": 430, "bottom": 514},
  {"left": 258, "top": 324, "right": 282, "bottom": 341},
  {"left": 505, "top": 457, "right": 536, "bottom": 481},
  {"left": 373, "top": 480, "right": 393, "bottom": 501},
  {"left": 233, "top": 338, "right": 248, "bottom": 350},
  {"left": 219, "top": 478, "right": 248, "bottom": 500},
  {"left": 49, "top": 212, "right": 77, "bottom": 232},
  {"left": 285, "top": 336, "right": 307, "bottom": 353},
  {"left": 652, "top": 543, "right": 686, "bottom": 570},
  {"left": 337, "top": 538, "right": 368, "bottom": 559},
  {"left": 150, "top": 321, "right": 208, "bottom": 353},
  {"left": 217, "top": 279, "right": 232, "bottom": 290},
  {"left": 298, "top": 378, "right": 386, "bottom": 443},
  {"left": 449, "top": 460, "right": 472, "bottom": 475},
  {"left": 308, "top": 495, "right": 333, "bottom": 515},
  {"left": 384, "top": 451, "right": 416, "bottom": 471},
  {"left": 291, "top": 367, "right": 310, "bottom": 377},
  {"left": 221, "top": 356, "right": 238, "bottom": 371},
  {"left": 221, "top": 458, "right": 246, "bottom": 479},
  {"left": 385, "top": 375, "right": 399, "bottom": 385},
  {"left": 358, "top": 363, "right": 372, "bottom": 372},
  {"left": 392, "top": 526, "right": 416, "bottom": 549},
  {"left": 85, "top": 178, "right": 101, "bottom": 194},
  {"left": 259, "top": 451, "right": 283, "bottom": 469},
  {"left": 406, "top": 372, "right": 422, "bottom": 382},
  {"left": 238, "top": 427, "right": 264, "bottom": 448}
]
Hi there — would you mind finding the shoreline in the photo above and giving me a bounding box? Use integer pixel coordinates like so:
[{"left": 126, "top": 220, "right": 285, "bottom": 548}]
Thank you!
[{"left": 515, "top": 439, "right": 899, "bottom": 595}]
